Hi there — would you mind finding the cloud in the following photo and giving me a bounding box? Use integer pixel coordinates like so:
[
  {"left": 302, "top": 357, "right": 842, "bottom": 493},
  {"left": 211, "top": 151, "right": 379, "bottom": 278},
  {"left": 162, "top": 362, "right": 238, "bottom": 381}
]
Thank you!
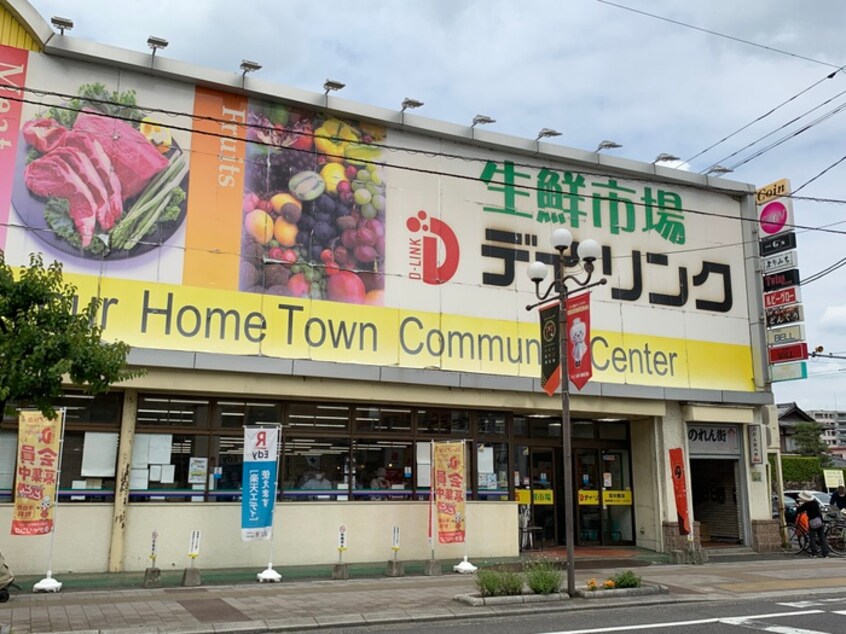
[{"left": 819, "top": 306, "right": 846, "bottom": 333}]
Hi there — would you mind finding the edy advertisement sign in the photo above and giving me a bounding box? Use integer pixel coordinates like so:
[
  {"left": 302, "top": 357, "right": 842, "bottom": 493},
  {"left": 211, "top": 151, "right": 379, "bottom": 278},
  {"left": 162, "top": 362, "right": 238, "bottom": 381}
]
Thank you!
[
  {"left": 241, "top": 426, "right": 279, "bottom": 541},
  {"left": 0, "top": 44, "right": 757, "bottom": 393}
]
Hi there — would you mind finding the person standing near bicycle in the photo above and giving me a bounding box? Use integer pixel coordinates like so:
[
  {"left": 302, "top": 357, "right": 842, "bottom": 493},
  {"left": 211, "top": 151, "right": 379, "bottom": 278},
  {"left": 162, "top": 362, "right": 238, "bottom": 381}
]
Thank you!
[
  {"left": 830, "top": 485, "right": 846, "bottom": 512},
  {"left": 798, "top": 490, "right": 830, "bottom": 557}
]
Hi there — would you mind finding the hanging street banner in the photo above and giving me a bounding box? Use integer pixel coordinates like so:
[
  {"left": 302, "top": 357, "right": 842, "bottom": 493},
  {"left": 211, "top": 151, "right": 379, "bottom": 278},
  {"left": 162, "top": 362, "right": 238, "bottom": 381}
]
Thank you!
[
  {"left": 241, "top": 426, "right": 279, "bottom": 541},
  {"left": 12, "top": 409, "right": 64, "bottom": 536},
  {"left": 669, "top": 447, "right": 691, "bottom": 536},
  {"left": 433, "top": 441, "right": 466, "bottom": 544},
  {"left": 538, "top": 302, "right": 560, "bottom": 396},
  {"left": 567, "top": 292, "right": 593, "bottom": 391}
]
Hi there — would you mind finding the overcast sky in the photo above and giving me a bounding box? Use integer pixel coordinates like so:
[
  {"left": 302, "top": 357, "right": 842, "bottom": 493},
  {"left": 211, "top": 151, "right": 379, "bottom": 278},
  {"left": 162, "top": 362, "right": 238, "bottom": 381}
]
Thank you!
[{"left": 25, "top": 0, "right": 846, "bottom": 410}]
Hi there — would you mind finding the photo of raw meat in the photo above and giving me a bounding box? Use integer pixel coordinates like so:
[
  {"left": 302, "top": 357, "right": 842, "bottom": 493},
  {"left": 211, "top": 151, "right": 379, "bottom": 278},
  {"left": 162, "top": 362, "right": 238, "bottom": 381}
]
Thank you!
[{"left": 11, "top": 83, "right": 189, "bottom": 259}]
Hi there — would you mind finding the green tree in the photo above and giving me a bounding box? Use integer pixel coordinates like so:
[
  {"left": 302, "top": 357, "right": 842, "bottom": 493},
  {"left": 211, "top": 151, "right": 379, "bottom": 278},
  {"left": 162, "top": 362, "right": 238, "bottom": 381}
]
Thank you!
[
  {"left": 792, "top": 421, "right": 832, "bottom": 465},
  {"left": 0, "top": 252, "right": 142, "bottom": 418}
]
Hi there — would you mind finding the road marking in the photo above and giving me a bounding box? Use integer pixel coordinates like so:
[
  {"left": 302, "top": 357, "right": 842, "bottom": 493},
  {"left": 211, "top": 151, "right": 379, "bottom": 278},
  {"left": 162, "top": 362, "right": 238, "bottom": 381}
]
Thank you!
[
  {"left": 545, "top": 610, "right": 824, "bottom": 634},
  {"left": 721, "top": 616, "right": 829, "bottom": 633},
  {"left": 778, "top": 598, "right": 846, "bottom": 608}
]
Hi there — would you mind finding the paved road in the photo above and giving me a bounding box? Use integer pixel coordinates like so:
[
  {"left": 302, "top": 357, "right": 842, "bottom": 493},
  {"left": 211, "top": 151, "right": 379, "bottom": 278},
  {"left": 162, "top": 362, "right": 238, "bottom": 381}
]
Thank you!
[{"left": 3, "top": 555, "right": 846, "bottom": 633}]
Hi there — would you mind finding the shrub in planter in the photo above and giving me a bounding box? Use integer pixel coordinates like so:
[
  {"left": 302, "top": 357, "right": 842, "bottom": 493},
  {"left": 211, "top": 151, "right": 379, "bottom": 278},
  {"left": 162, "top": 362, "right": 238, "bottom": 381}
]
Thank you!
[
  {"left": 499, "top": 570, "right": 525, "bottom": 596},
  {"left": 612, "top": 570, "right": 641, "bottom": 588},
  {"left": 475, "top": 569, "right": 501, "bottom": 597},
  {"left": 474, "top": 568, "right": 525, "bottom": 596},
  {"left": 525, "top": 560, "right": 564, "bottom": 595}
]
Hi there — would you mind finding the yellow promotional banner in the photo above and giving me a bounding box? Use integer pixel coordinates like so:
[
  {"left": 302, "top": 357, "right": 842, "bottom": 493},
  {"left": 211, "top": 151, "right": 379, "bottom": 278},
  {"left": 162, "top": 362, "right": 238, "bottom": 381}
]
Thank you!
[
  {"left": 602, "top": 490, "right": 633, "bottom": 505},
  {"left": 578, "top": 490, "right": 600, "bottom": 506},
  {"left": 433, "top": 441, "right": 465, "bottom": 544},
  {"left": 12, "top": 410, "right": 64, "bottom": 536},
  {"left": 60, "top": 271, "right": 755, "bottom": 392}
]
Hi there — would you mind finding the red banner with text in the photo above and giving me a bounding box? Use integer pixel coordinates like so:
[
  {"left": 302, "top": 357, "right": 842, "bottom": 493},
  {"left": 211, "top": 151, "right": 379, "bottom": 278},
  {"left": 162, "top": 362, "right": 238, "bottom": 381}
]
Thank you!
[
  {"left": 433, "top": 441, "right": 465, "bottom": 544},
  {"left": 12, "top": 410, "right": 63, "bottom": 536},
  {"left": 669, "top": 447, "right": 691, "bottom": 536},
  {"left": 566, "top": 292, "right": 592, "bottom": 390}
]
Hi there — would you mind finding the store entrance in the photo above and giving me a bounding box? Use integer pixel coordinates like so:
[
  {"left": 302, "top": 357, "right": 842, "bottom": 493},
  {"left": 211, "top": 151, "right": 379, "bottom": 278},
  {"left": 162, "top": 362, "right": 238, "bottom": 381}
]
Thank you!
[
  {"left": 515, "top": 446, "right": 562, "bottom": 548},
  {"left": 575, "top": 448, "right": 635, "bottom": 545},
  {"left": 690, "top": 458, "right": 743, "bottom": 545}
]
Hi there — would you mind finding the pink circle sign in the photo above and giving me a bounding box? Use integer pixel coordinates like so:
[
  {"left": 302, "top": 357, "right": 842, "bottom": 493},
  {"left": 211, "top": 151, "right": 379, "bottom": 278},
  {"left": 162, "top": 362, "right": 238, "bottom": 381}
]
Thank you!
[{"left": 759, "top": 201, "right": 789, "bottom": 234}]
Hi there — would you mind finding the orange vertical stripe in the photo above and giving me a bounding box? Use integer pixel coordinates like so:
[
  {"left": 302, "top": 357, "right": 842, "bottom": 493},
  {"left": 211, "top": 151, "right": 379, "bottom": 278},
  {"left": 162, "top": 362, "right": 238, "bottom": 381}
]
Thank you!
[{"left": 182, "top": 87, "right": 247, "bottom": 289}]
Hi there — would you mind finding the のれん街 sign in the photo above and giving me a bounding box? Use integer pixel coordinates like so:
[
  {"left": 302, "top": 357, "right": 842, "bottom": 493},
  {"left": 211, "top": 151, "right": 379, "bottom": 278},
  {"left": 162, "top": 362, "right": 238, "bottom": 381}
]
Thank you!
[{"left": 687, "top": 424, "right": 740, "bottom": 456}]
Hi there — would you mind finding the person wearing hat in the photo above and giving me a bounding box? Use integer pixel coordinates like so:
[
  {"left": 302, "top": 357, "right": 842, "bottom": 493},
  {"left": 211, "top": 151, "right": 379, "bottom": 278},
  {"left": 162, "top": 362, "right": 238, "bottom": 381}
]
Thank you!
[
  {"left": 830, "top": 485, "right": 846, "bottom": 511},
  {"left": 370, "top": 467, "right": 389, "bottom": 490},
  {"left": 798, "top": 490, "right": 829, "bottom": 557}
]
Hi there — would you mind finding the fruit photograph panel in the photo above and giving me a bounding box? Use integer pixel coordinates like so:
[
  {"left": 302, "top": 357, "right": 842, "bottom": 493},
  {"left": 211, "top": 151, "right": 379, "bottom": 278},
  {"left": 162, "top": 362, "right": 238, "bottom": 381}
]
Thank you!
[{"left": 240, "top": 101, "right": 386, "bottom": 306}]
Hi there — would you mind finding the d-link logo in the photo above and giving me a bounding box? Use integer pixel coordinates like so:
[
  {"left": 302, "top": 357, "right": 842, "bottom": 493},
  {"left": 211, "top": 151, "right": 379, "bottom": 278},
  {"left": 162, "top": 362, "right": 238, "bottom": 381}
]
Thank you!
[{"left": 406, "top": 211, "right": 459, "bottom": 285}]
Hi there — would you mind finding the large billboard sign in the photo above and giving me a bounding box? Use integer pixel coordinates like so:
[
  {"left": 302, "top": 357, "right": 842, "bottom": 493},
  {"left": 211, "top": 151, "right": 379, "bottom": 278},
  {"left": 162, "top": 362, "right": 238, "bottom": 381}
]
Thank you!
[{"left": 0, "top": 44, "right": 756, "bottom": 392}]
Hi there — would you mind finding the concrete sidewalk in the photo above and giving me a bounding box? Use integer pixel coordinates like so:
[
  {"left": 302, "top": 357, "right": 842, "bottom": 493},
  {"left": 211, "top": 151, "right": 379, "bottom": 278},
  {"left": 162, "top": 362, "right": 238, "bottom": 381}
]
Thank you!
[{"left": 2, "top": 554, "right": 846, "bottom": 634}]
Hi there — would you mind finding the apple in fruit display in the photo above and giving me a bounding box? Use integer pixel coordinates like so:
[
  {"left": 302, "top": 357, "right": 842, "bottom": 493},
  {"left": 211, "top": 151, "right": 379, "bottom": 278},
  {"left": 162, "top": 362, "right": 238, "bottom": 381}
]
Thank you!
[
  {"left": 287, "top": 273, "right": 311, "bottom": 298},
  {"left": 326, "top": 271, "right": 366, "bottom": 303}
]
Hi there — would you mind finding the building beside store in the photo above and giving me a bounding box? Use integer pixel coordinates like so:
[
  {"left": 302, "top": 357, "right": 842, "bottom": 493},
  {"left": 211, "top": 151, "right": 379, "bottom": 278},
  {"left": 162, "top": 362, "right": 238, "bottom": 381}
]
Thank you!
[{"left": 0, "top": 0, "right": 781, "bottom": 575}]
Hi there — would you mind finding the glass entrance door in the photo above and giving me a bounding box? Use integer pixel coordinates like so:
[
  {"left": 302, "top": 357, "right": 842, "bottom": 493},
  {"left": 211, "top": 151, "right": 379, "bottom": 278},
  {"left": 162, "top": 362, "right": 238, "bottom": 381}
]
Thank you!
[
  {"left": 576, "top": 448, "right": 634, "bottom": 545},
  {"left": 514, "top": 446, "right": 559, "bottom": 548}
]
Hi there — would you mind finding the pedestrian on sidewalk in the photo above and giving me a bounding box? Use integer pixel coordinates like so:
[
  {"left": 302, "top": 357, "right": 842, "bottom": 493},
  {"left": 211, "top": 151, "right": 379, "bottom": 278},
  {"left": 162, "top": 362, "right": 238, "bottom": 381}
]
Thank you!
[
  {"left": 798, "top": 490, "right": 830, "bottom": 558},
  {"left": 830, "top": 485, "right": 846, "bottom": 511}
]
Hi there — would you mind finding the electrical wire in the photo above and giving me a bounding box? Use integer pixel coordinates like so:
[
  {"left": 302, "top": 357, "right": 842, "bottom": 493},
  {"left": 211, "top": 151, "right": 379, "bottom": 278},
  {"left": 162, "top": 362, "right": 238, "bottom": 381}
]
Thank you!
[
  {"left": 6, "top": 88, "right": 846, "bottom": 271},
  {"left": 793, "top": 154, "right": 846, "bottom": 195},
  {"left": 595, "top": 0, "right": 845, "bottom": 70},
  {"left": 690, "top": 66, "right": 846, "bottom": 167}
]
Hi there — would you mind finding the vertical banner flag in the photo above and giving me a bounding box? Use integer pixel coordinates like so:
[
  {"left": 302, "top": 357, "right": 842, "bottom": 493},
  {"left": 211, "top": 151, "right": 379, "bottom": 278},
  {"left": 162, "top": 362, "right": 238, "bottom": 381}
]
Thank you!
[
  {"left": 433, "top": 441, "right": 466, "bottom": 544},
  {"left": 12, "top": 410, "right": 63, "bottom": 536},
  {"left": 566, "top": 292, "right": 592, "bottom": 390},
  {"left": 539, "top": 302, "right": 560, "bottom": 396},
  {"left": 669, "top": 448, "right": 691, "bottom": 536},
  {"left": 241, "top": 426, "right": 279, "bottom": 541}
]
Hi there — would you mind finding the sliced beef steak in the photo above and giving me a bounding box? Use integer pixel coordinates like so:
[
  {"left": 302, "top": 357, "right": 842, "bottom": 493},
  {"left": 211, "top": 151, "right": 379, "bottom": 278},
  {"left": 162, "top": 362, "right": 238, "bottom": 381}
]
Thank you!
[{"left": 73, "top": 109, "right": 168, "bottom": 199}]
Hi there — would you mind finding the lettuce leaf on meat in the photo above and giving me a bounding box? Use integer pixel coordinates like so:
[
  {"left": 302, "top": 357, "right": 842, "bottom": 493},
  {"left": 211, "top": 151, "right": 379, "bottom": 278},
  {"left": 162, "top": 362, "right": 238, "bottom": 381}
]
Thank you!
[
  {"left": 43, "top": 197, "right": 107, "bottom": 255},
  {"left": 47, "top": 82, "right": 142, "bottom": 128}
]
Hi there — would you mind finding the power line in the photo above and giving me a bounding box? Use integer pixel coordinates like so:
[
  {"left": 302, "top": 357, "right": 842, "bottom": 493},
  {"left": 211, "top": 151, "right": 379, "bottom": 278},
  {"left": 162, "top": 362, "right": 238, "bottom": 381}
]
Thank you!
[
  {"left": 793, "top": 154, "right": 846, "bottom": 195},
  {"left": 8, "top": 89, "right": 846, "bottom": 260},
  {"left": 715, "top": 96, "right": 846, "bottom": 171},
  {"left": 595, "top": 0, "right": 845, "bottom": 70},
  {"left": 689, "top": 66, "right": 845, "bottom": 166}
]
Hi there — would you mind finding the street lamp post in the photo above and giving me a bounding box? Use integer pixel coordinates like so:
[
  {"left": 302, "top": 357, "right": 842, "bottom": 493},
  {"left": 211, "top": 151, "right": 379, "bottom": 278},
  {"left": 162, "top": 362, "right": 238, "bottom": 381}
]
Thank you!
[{"left": 526, "top": 228, "right": 606, "bottom": 597}]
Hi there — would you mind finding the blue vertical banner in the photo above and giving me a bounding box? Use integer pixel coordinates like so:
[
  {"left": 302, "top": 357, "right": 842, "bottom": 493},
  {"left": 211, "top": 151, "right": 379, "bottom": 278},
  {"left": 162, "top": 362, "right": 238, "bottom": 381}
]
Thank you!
[{"left": 241, "top": 426, "right": 279, "bottom": 542}]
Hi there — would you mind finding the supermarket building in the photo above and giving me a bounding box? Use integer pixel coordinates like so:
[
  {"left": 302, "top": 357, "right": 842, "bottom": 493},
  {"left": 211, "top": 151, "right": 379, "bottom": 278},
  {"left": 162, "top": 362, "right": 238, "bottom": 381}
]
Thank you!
[{"left": 0, "top": 0, "right": 781, "bottom": 575}]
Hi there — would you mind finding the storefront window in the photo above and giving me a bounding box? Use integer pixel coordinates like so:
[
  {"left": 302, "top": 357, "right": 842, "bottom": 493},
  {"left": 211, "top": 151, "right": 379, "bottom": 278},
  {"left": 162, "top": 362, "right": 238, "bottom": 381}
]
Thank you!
[
  {"left": 353, "top": 406, "right": 411, "bottom": 432},
  {"left": 529, "top": 416, "right": 559, "bottom": 438},
  {"left": 136, "top": 395, "right": 209, "bottom": 427},
  {"left": 3, "top": 392, "right": 122, "bottom": 425},
  {"left": 282, "top": 438, "right": 350, "bottom": 500},
  {"left": 477, "top": 412, "right": 506, "bottom": 436},
  {"left": 209, "top": 435, "right": 246, "bottom": 501},
  {"left": 285, "top": 403, "right": 350, "bottom": 431},
  {"left": 352, "top": 440, "right": 412, "bottom": 500},
  {"left": 476, "top": 442, "right": 508, "bottom": 500},
  {"left": 61, "top": 431, "right": 118, "bottom": 502},
  {"left": 0, "top": 430, "right": 16, "bottom": 503},
  {"left": 599, "top": 421, "right": 628, "bottom": 440},
  {"left": 214, "top": 400, "right": 280, "bottom": 429},
  {"left": 573, "top": 420, "right": 596, "bottom": 439},
  {"left": 417, "top": 409, "right": 469, "bottom": 435},
  {"left": 129, "top": 434, "right": 208, "bottom": 501}
]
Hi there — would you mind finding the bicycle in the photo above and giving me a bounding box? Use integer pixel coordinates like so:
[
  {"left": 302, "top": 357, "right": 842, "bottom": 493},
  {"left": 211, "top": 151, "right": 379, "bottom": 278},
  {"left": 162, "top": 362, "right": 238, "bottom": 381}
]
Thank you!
[{"left": 825, "top": 509, "right": 846, "bottom": 556}]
